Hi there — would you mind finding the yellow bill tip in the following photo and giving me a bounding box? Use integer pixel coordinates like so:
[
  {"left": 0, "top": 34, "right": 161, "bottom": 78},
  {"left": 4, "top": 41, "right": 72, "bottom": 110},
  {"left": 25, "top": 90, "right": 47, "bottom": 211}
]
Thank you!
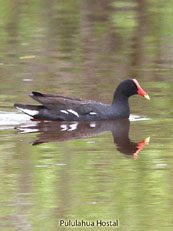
[
  {"left": 145, "top": 136, "right": 151, "bottom": 144},
  {"left": 144, "top": 94, "right": 150, "bottom": 100}
]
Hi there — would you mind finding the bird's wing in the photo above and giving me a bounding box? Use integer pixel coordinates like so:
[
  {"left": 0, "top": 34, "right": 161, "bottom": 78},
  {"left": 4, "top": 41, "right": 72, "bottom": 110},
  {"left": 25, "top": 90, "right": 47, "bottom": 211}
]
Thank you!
[{"left": 30, "top": 91, "right": 98, "bottom": 114}]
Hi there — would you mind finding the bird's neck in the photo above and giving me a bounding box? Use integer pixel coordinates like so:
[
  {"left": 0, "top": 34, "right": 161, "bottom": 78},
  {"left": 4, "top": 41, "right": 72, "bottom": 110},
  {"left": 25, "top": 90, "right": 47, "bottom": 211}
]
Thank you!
[
  {"left": 112, "top": 90, "right": 129, "bottom": 105},
  {"left": 111, "top": 93, "right": 130, "bottom": 118}
]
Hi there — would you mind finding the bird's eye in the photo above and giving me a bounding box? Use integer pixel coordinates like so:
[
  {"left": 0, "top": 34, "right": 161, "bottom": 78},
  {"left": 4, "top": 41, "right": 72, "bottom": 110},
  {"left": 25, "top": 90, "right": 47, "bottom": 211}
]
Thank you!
[{"left": 131, "top": 83, "right": 137, "bottom": 90}]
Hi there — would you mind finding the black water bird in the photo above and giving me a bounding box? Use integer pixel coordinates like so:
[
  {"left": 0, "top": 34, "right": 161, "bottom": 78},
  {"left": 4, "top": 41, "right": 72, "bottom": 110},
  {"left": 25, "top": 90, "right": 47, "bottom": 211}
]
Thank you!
[{"left": 14, "top": 79, "right": 150, "bottom": 121}]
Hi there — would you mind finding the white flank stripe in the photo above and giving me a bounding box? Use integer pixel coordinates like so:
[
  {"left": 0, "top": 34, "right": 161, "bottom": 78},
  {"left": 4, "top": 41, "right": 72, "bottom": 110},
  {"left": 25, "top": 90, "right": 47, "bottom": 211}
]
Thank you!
[
  {"left": 16, "top": 107, "right": 38, "bottom": 116},
  {"left": 60, "top": 110, "right": 69, "bottom": 114},
  {"left": 67, "top": 109, "right": 79, "bottom": 117},
  {"left": 89, "top": 112, "right": 97, "bottom": 115}
]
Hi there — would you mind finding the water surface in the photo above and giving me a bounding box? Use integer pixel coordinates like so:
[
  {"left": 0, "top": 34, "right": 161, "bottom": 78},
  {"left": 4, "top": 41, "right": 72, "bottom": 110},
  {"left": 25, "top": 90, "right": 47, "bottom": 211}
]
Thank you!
[{"left": 0, "top": 1, "right": 173, "bottom": 231}]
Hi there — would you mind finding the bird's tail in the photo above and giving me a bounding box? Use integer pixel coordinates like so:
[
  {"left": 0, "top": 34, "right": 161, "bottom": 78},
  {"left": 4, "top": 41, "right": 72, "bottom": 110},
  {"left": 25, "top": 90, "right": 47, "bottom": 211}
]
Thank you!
[{"left": 14, "top": 103, "right": 44, "bottom": 117}]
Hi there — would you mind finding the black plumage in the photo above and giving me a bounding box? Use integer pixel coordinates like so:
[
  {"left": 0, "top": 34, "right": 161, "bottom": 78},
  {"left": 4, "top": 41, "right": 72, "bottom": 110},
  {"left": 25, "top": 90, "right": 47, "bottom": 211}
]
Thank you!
[{"left": 14, "top": 79, "right": 149, "bottom": 121}]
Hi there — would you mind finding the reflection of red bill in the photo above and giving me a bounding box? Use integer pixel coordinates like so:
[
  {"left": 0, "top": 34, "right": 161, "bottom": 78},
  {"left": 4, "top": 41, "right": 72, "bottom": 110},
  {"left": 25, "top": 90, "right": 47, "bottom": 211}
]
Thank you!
[
  {"left": 133, "top": 79, "right": 150, "bottom": 100},
  {"left": 133, "top": 136, "right": 150, "bottom": 160}
]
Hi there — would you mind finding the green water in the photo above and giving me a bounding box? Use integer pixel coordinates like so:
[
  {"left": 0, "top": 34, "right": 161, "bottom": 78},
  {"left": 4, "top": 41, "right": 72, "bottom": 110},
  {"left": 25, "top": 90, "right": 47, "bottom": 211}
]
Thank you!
[{"left": 0, "top": 0, "right": 173, "bottom": 230}]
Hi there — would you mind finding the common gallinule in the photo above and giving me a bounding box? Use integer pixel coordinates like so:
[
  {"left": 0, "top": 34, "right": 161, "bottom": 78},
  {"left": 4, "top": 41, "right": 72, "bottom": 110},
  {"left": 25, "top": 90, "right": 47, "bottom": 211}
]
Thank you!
[{"left": 14, "top": 79, "right": 150, "bottom": 121}]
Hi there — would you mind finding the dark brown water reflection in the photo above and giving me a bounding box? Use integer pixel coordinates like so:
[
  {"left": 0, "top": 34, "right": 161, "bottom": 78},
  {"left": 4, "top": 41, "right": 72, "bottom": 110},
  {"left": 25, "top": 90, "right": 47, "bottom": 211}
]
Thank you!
[
  {"left": 15, "top": 119, "right": 150, "bottom": 158},
  {"left": 0, "top": 0, "right": 173, "bottom": 231}
]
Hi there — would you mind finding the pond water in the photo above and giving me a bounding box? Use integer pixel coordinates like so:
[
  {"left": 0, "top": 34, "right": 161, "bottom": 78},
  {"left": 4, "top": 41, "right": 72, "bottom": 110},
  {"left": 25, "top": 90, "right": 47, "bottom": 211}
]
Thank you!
[{"left": 0, "top": 0, "right": 173, "bottom": 231}]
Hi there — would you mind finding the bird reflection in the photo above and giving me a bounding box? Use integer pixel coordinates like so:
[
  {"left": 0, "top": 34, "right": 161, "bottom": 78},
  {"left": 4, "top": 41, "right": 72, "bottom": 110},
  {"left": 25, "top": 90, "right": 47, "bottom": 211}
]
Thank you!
[{"left": 16, "top": 119, "right": 150, "bottom": 158}]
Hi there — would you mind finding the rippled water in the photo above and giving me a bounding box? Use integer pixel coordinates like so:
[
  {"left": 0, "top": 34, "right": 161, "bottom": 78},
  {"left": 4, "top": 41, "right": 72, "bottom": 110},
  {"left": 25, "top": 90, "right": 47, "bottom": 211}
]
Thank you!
[{"left": 0, "top": 1, "right": 173, "bottom": 231}]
